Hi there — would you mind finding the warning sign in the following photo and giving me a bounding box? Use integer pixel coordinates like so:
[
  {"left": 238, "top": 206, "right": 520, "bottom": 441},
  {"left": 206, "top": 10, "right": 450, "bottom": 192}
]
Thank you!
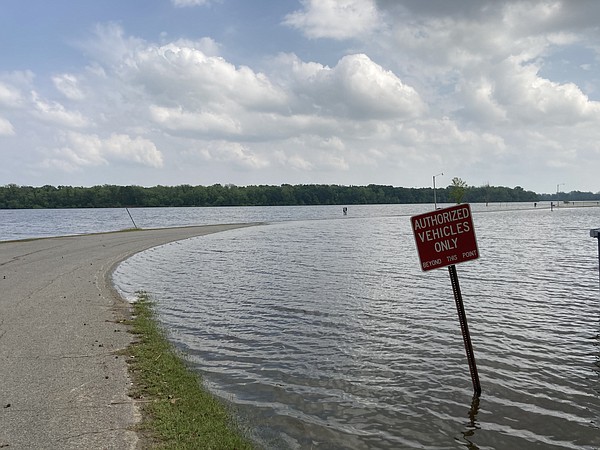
[{"left": 410, "top": 204, "right": 479, "bottom": 271}]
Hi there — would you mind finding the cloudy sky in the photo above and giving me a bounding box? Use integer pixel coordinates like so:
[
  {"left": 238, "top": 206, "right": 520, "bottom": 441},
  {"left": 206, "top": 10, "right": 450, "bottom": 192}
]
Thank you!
[{"left": 1, "top": 0, "right": 599, "bottom": 193}]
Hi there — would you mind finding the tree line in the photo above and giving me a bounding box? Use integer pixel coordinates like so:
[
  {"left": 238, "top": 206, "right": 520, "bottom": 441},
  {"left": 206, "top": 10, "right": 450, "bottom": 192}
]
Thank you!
[{"left": 0, "top": 183, "right": 564, "bottom": 209}]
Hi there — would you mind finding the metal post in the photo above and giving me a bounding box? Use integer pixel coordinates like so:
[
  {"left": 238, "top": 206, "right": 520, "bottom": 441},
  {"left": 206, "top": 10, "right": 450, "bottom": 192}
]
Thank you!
[
  {"left": 557, "top": 183, "right": 565, "bottom": 207},
  {"left": 448, "top": 264, "right": 481, "bottom": 397},
  {"left": 433, "top": 172, "right": 443, "bottom": 210},
  {"left": 591, "top": 229, "right": 600, "bottom": 285},
  {"left": 433, "top": 175, "right": 437, "bottom": 209},
  {"left": 126, "top": 207, "right": 138, "bottom": 229}
]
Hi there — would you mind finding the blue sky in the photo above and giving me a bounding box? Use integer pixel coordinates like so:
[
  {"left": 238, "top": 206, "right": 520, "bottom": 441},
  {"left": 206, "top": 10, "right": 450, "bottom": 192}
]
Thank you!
[{"left": 1, "top": 0, "right": 600, "bottom": 193}]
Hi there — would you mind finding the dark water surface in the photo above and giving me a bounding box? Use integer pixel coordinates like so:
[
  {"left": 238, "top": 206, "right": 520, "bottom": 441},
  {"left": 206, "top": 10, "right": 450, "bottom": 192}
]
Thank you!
[{"left": 112, "top": 204, "right": 600, "bottom": 449}]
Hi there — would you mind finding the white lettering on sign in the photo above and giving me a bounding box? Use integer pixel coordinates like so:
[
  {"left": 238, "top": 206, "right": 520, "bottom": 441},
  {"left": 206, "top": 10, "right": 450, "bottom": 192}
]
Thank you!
[
  {"left": 410, "top": 204, "right": 479, "bottom": 272},
  {"left": 422, "top": 258, "right": 442, "bottom": 269},
  {"left": 434, "top": 237, "right": 458, "bottom": 252},
  {"left": 462, "top": 250, "right": 477, "bottom": 258},
  {"left": 417, "top": 222, "right": 471, "bottom": 243},
  {"left": 413, "top": 206, "right": 470, "bottom": 231}
]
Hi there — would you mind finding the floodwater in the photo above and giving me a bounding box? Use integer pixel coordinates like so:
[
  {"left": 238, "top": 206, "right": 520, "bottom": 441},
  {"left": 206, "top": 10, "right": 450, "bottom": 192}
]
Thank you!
[{"left": 109, "top": 204, "right": 600, "bottom": 449}]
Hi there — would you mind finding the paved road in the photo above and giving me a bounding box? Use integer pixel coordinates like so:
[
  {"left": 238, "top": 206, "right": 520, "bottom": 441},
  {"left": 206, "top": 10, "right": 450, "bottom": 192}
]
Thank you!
[{"left": 0, "top": 224, "right": 256, "bottom": 449}]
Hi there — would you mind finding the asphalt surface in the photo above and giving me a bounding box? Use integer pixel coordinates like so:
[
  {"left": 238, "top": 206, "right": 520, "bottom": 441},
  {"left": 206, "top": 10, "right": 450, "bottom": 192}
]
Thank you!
[{"left": 0, "top": 224, "right": 256, "bottom": 449}]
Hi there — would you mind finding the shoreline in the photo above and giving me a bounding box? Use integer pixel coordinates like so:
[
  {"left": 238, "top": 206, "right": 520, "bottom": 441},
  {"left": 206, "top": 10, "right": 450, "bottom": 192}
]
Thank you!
[
  {"left": 126, "top": 292, "right": 254, "bottom": 448},
  {"left": 0, "top": 224, "right": 259, "bottom": 449}
]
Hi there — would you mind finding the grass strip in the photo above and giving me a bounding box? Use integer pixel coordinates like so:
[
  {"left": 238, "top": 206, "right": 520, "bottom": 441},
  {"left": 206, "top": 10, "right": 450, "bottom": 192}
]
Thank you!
[{"left": 127, "top": 292, "right": 254, "bottom": 449}]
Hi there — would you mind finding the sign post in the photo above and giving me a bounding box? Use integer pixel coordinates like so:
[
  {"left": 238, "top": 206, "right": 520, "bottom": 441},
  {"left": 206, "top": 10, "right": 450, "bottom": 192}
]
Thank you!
[
  {"left": 410, "top": 204, "right": 482, "bottom": 397},
  {"left": 448, "top": 264, "right": 481, "bottom": 396}
]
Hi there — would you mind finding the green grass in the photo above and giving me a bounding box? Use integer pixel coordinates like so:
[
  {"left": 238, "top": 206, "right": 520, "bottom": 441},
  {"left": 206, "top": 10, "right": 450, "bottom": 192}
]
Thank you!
[{"left": 127, "top": 292, "right": 254, "bottom": 449}]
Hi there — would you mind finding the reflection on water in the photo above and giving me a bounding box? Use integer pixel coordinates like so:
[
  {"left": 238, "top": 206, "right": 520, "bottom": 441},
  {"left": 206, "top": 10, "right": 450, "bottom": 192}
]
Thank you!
[
  {"left": 112, "top": 205, "right": 600, "bottom": 449},
  {"left": 459, "top": 396, "right": 480, "bottom": 450}
]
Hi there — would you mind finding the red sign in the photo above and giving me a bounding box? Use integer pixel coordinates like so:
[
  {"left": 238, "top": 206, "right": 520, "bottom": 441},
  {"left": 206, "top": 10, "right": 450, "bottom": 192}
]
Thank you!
[{"left": 410, "top": 204, "right": 479, "bottom": 271}]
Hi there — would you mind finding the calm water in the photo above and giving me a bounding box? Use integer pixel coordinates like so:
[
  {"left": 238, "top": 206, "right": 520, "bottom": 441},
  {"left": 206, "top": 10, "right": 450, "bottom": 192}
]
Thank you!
[
  {"left": 2, "top": 204, "right": 599, "bottom": 448},
  {"left": 1, "top": 202, "right": 536, "bottom": 242},
  {"left": 110, "top": 204, "right": 600, "bottom": 449}
]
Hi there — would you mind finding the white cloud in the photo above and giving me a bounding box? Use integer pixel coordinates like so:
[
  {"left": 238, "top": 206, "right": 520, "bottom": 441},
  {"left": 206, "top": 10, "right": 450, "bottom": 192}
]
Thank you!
[
  {"left": 43, "top": 132, "right": 163, "bottom": 171},
  {"left": 0, "top": 117, "right": 15, "bottom": 136},
  {"left": 168, "top": 37, "right": 221, "bottom": 56},
  {"left": 492, "top": 58, "right": 600, "bottom": 125},
  {"left": 171, "top": 0, "right": 212, "bottom": 7},
  {"left": 149, "top": 105, "right": 241, "bottom": 135},
  {"left": 123, "top": 42, "right": 288, "bottom": 112},
  {"left": 280, "top": 53, "right": 425, "bottom": 120},
  {"left": 98, "top": 35, "right": 425, "bottom": 144},
  {"left": 284, "top": 0, "right": 380, "bottom": 40},
  {"left": 0, "top": 82, "right": 22, "bottom": 107},
  {"left": 277, "top": 152, "right": 313, "bottom": 171},
  {"left": 380, "top": 1, "right": 600, "bottom": 131},
  {"left": 457, "top": 78, "right": 508, "bottom": 124},
  {"left": 30, "top": 91, "right": 89, "bottom": 128},
  {"left": 70, "top": 25, "right": 533, "bottom": 181},
  {"left": 83, "top": 23, "right": 145, "bottom": 67},
  {"left": 103, "top": 133, "right": 164, "bottom": 167},
  {"left": 453, "top": 57, "right": 600, "bottom": 127},
  {"left": 192, "top": 140, "right": 269, "bottom": 169},
  {"left": 52, "top": 74, "right": 85, "bottom": 101},
  {"left": 280, "top": 135, "right": 349, "bottom": 171},
  {"left": 330, "top": 54, "right": 426, "bottom": 119}
]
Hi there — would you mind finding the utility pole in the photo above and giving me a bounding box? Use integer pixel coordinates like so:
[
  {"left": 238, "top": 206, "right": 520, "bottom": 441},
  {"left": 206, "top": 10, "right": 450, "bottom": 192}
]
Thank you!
[
  {"left": 556, "top": 183, "right": 565, "bottom": 207},
  {"left": 433, "top": 173, "right": 443, "bottom": 210}
]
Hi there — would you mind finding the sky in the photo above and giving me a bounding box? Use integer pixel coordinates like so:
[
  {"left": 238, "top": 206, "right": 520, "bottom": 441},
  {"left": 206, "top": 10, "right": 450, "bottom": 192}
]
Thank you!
[{"left": 1, "top": 0, "right": 600, "bottom": 193}]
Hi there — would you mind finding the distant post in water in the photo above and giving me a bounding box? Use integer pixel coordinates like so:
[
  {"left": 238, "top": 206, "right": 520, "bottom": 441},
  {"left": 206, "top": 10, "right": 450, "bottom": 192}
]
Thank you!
[
  {"left": 410, "top": 203, "right": 482, "bottom": 397},
  {"left": 591, "top": 228, "right": 600, "bottom": 285}
]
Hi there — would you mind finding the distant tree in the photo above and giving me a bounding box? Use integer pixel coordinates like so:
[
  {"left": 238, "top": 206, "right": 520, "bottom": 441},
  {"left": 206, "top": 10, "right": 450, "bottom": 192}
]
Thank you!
[
  {"left": 0, "top": 182, "right": 549, "bottom": 209},
  {"left": 450, "top": 177, "right": 468, "bottom": 204}
]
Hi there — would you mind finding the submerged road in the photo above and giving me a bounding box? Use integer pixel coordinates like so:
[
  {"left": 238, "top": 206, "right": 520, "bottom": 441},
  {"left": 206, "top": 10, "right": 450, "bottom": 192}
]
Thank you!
[{"left": 0, "top": 224, "right": 256, "bottom": 449}]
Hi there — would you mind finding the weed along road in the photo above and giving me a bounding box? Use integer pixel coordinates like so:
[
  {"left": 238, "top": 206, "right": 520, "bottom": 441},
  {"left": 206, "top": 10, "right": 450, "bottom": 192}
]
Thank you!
[{"left": 0, "top": 224, "right": 255, "bottom": 449}]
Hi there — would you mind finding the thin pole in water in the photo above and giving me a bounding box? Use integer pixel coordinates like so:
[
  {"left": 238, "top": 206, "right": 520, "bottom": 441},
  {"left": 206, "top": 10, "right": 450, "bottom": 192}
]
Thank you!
[
  {"left": 591, "top": 229, "right": 600, "bottom": 286},
  {"left": 126, "top": 207, "right": 138, "bottom": 229},
  {"left": 448, "top": 264, "right": 481, "bottom": 397}
]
